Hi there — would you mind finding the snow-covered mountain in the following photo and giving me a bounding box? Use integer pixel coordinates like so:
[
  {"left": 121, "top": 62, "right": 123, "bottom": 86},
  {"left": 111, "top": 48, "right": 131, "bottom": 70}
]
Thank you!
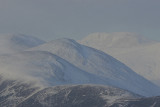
[
  {"left": 0, "top": 33, "right": 160, "bottom": 106},
  {"left": 0, "top": 34, "right": 160, "bottom": 96},
  {"left": 27, "top": 38, "right": 160, "bottom": 97},
  {"left": 79, "top": 32, "right": 160, "bottom": 86},
  {"left": 0, "top": 34, "right": 45, "bottom": 54}
]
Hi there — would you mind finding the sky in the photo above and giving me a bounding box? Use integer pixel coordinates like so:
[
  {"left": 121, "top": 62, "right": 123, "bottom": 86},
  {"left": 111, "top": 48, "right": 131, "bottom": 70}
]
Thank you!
[{"left": 0, "top": 0, "right": 160, "bottom": 41}]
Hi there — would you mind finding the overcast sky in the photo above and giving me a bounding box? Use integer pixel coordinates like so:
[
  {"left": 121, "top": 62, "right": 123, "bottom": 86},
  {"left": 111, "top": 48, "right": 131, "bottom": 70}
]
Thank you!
[{"left": 0, "top": 0, "right": 160, "bottom": 41}]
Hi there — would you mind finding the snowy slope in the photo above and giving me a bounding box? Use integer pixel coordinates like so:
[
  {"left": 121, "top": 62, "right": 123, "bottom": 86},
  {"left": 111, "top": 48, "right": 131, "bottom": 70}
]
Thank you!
[
  {"left": 28, "top": 38, "right": 160, "bottom": 97},
  {"left": 79, "top": 32, "right": 160, "bottom": 86},
  {"left": 0, "top": 34, "right": 45, "bottom": 54}
]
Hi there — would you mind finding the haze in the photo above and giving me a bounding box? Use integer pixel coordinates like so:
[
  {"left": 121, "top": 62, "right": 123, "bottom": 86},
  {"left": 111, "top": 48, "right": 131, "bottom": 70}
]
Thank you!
[{"left": 0, "top": 0, "right": 160, "bottom": 41}]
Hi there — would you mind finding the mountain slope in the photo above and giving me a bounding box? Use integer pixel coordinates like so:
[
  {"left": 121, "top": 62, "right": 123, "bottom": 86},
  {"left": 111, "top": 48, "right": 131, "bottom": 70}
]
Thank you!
[
  {"left": 79, "top": 32, "right": 160, "bottom": 86},
  {"left": 28, "top": 38, "right": 160, "bottom": 97},
  {"left": 0, "top": 34, "right": 45, "bottom": 54}
]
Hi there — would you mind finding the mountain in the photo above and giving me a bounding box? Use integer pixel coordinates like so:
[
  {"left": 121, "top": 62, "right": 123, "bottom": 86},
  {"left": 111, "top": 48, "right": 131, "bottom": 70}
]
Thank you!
[
  {"left": 79, "top": 32, "right": 160, "bottom": 86},
  {"left": 28, "top": 38, "right": 160, "bottom": 97},
  {"left": 0, "top": 34, "right": 45, "bottom": 54},
  {"left": 0, "top": 34, "right": 160, "bottom": 106},
  {"left": 16, "top": 85, "right": 140, "bottom": 107}
]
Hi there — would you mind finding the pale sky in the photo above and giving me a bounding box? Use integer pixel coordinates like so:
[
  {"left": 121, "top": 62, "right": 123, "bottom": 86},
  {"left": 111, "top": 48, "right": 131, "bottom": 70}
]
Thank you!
[{"left": 0, "top": 0, "right": 160, "bottom": 41}]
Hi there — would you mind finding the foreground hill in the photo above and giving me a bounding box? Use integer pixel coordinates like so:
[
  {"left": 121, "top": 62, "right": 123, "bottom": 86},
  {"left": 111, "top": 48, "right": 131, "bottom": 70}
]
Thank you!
[
  {"left": 0, "top": 78, "right": 140, "bottom": 107},
  {"left": 17, "top": 85, "right": 140, "bottom": 107},
  {"left": 0, "top": 78, "right": 159, "bottom": 107},
  {"left": 79, "top": 32, "right": 160, "bottom": 86},
  {"left": 18, "top": 85, "right": 160, "bottom": 107}
]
